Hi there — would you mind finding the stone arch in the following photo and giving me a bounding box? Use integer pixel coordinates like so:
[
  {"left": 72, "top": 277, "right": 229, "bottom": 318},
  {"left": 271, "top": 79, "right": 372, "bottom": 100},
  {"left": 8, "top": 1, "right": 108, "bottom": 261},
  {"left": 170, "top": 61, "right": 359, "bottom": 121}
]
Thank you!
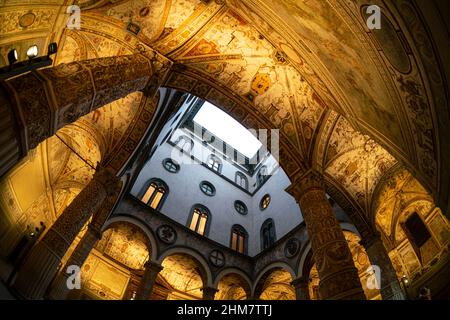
[
  {"left": 157, "top": 246, "right": 213, "bottom": 288},
  {"left": 103, "top": 215, "right": 158, "bottom": 261},
  {"left": 253, "top": 262, "right": 296, "bottom": 300},
  {"left": 163, "top": 67, "right": 306, "bottom": 178},
  {"left": 297, "top": 242, "right": 312, "bottom": 278},
  {"left": 213, "top": 268, "right": 252, "bottom": 299}
]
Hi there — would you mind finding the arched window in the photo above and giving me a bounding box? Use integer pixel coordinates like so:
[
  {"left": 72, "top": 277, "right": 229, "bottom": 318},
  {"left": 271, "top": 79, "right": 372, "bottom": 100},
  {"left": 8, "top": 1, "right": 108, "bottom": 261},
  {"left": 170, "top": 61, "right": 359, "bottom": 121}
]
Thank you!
[
  {"left": 235, "top": 172, "right": 248, "bottom": 190},
  {"left": 175, "top": 135, "right": 194, "bottom": 153},
  {"left": 207, "top": 154, "right": 222, "bottom": 173},
  {"left": 257, "top": 166, "right": 268, "bottom": 187},
  {"left": 162, "top": 158, "right": 180, "bottom": 173},
  {"left": 231, "top": 225, "right": 247, "bottom": 254},
  {"left": 140, "top": 179, "right": 168, "bottom": 211},
  {"left": 189, "top": 205, "right": 210, "bottom": 236},
  {"left": 261, "top": 219, "right": 276, "bottom": 250}
]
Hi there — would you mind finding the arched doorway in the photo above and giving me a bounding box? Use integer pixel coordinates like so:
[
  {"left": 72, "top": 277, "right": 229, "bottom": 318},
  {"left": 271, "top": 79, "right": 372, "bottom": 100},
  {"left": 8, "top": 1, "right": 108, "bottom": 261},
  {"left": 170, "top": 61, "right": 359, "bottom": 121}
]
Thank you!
[
  {"left": 254, "top": 267, "right": 295, "bottom": 300},
  {"left": 159, "top": 252, "right": 209, "bottom": 300},
  {"left": 215, "top": 271, "right": 251, "bottom": 300},
  {"left": 71, "top": 221, "right": 151, "bottom": 300}
]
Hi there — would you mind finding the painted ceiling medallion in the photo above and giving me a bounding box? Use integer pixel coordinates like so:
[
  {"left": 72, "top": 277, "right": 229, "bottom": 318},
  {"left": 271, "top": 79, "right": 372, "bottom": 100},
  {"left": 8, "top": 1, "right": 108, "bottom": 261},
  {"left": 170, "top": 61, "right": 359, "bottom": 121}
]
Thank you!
[
  {"left": 19, "top": 12, "right": 36, "bottom": 28},
  {"left": 139, "top": 7, "right": 150, "bottom": 17}
]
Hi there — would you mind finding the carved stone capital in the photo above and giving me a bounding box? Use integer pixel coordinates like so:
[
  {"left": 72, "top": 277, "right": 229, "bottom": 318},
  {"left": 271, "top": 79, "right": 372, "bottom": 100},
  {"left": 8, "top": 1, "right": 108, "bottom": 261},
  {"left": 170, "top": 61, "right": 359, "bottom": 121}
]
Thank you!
[
  {"left": 359, "top": 230, "right": 382, "bottom": 249},
  {"left": 143, "top": 261, "right": 163, "bottom": 273},
  {"left": 286, "top": 169, "right": 325, "bottom": 202},
  {"left": 92, "top": 165, "right": 121, "bottom": 196}
]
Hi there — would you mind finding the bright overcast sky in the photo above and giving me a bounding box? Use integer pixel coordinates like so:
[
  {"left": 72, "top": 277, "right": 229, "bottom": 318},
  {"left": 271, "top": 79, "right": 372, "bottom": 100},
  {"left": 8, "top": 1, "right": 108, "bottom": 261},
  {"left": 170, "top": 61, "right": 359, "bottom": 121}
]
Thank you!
[{"left": 193, "top": 101, "right": 262, "bottom": 158}]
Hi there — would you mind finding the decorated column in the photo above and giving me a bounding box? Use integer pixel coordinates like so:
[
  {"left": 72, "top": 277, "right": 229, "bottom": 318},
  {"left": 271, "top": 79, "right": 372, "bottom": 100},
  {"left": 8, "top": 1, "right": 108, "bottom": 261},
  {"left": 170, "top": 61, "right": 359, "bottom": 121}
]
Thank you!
[
  {"left": 287, "top": 170, "right": 366, "bottom": 300},
  {"left": 134, "top": 261, "right": 163, "bottom": 300},
  {"left": 360, "top": 232, "right": 405, "bottom": 300},
  {"left": 291, "top": 276, "right": 309, "bottom": 300},
  {"left": 202, "top": 286, "right": 218, "bottom": 300},
  {"left": 48, "top": 191, "right": 120, "bottom": 300},
  {"left": 12, "top": 166, "right": 121, "bottom": 299}
]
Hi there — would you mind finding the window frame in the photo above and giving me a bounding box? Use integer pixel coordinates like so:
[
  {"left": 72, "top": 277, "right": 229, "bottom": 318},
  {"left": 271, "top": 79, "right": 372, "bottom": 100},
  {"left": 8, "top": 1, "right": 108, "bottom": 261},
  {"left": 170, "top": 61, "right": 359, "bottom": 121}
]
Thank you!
[
  {"left": 139, "top": 178, "right": 169, "bottom": 211},
  {"left": 234, "top": 200, "right": 248, "bottom": 215},
  {"left": 257, "top": 166, "right": 268, "bottom": 187},
  {"left": 261, "top": 218, "right": 276, "bottom": 250},
  {"left": 230, "top": 224, "right": 248, "bottom": 255},
  {"left": 207, "top": 154, "right": 222, "bottom": 173},
  {"left": 175, "top": 135, "right": 194, "bottom": 153},
  {"left": 235, "top": 171, "right": 248, "bottom": 190},
  {"left": 199, "top": 181, "right": 216, "bottom": 197},
  {"left": 187, "top": 204, "right": 211, "bottom": 236}
]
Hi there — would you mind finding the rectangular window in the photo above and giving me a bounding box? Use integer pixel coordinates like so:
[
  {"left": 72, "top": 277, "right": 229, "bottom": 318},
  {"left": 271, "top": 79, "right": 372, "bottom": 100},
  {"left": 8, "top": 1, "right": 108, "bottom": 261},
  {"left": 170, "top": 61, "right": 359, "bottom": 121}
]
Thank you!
[
  {"left": 150, "top": 190, "right": 164, "bottom": 209},
  {"left": 141, "top": 184, "right": 156, "bottom": 204},
  {"left": 190, "top": 210, "right": 200, "bottom": 231},
  {"left": 231, "top": 232, "right": 238, "bottom": 251},
  {"left": 198, "top": 214, "right": 207, "bottom": 235},
  {"left": 238, "top": 235, "right": 244, "bottom": 254}
]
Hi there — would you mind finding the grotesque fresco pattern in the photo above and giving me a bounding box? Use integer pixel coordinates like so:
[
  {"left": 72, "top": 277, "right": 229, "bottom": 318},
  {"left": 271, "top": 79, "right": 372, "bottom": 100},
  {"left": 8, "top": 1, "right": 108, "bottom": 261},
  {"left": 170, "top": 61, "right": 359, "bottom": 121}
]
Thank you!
[
  {"left": 323, "top": 116, "right": 397, "bottom": 212},
  {"left": 95, "top": 224, "right": 150, "bottom": 270},
  {"left": 228, "top": 0, "right": 441, "bottom": 192},
  {"left": 160, "top": 254, "right": 204, "bottom": 299},
  {"left": 258, "top": 269, "right": 295, "bottom": 300},
  {"left": 215, "top": 273, "right": 249, "bottom": 300}
]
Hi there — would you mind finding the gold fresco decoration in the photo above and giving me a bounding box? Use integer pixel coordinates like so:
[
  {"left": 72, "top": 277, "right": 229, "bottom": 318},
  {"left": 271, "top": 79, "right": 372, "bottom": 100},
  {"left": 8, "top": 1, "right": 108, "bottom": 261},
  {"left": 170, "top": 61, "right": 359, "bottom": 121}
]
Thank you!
[
  {"left": 160, "top": 254, "right": 204, "bottom": 299},
  {"left": 258, "top": 269, "right": 295, "bottom": 300}
]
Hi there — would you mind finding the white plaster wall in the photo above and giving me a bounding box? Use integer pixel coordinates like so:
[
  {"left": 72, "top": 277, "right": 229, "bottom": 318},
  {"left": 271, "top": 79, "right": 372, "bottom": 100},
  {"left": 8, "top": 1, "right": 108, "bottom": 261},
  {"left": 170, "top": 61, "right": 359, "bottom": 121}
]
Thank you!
[{"left": 131, "top": 137, "right": 303, "bottom": 256}]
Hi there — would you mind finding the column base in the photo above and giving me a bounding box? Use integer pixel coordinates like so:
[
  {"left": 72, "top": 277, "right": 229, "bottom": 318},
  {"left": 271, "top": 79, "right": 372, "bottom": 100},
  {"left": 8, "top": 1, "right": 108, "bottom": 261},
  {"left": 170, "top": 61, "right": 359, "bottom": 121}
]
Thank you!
[{"left": 12, "top": 241, "right": 60, "bottom": 300}]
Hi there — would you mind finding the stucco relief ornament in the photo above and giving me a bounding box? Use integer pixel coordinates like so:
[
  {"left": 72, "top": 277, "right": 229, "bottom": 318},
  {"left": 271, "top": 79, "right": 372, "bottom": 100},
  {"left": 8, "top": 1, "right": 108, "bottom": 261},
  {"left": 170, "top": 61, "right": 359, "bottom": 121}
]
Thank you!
[
  {"left": 157, "top": 225, "right": 177, "bottom": 244},
  {"left": 209, "top": 250, "right": 225, "bottom": 267},
  {"left": 284, "top": 238, "right": 300, "bottom": 258}
]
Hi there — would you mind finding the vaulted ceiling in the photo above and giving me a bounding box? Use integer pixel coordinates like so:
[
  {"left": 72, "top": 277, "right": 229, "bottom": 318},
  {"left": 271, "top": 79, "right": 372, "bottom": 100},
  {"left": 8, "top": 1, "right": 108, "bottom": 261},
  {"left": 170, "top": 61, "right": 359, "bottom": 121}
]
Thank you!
[{"left": 0, "top": 0, "right": 448, "bottom": 241}]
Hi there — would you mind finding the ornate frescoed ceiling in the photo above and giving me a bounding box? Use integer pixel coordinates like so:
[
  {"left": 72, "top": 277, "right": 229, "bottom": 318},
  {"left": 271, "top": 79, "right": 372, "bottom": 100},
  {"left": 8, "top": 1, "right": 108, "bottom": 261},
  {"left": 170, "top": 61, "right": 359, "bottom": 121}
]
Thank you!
[
  {"left": 215, "top": 273, "right": 249, "bottom": 300},
  {"left": 257, "top": 268, "right": 295, "bottom": 300},
  {"left": 160, "top": 253, "right": 204, "bottom": 299},
  {"left": 95, "top": 223, "right": 150, "bottom": 270},
  {"left": 0, "top": 0, "right": 447, "bottom": 266}
]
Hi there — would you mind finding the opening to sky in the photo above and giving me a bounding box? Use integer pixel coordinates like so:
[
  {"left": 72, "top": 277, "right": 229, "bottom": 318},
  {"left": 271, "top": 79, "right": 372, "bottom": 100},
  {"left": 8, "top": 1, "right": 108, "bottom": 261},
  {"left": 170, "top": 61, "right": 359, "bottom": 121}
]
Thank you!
[{"left": 193, "top": 101, "right": 262, "bottom": 158}]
